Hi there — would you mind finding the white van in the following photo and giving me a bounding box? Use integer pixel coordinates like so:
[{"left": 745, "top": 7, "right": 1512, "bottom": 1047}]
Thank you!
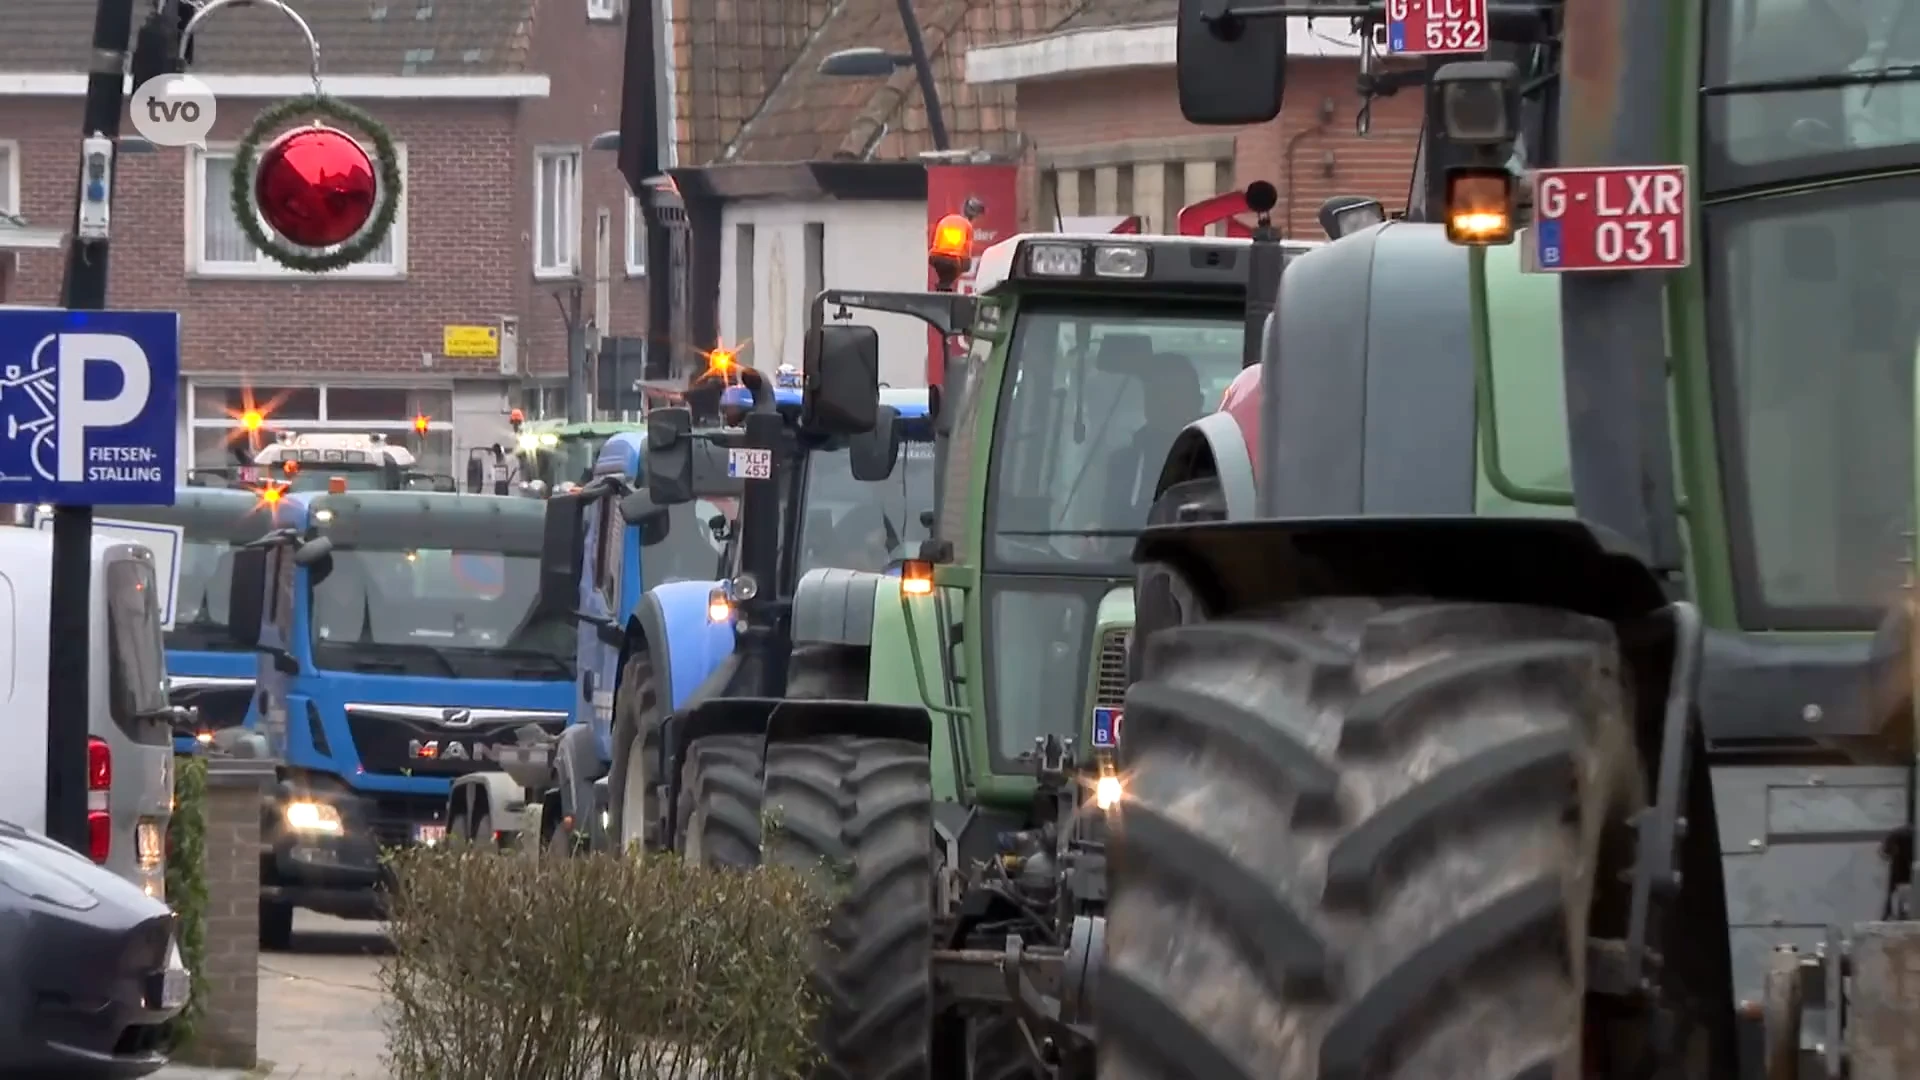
[{"left": 0, "top": 528, "right": 174, "bottom": 896}]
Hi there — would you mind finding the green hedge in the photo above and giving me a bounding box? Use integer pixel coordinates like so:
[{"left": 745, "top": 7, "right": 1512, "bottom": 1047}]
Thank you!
[
  {"left": 163, "top": 752, "right": 211, "bottom": 1052},
  {"left": 382, "top": 848, "right": 829, "bottom": 1080}
]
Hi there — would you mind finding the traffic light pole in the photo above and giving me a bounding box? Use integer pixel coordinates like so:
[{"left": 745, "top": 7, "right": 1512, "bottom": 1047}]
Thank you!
[{"left": 48, "top": 0, "right": 138, "bottom": 853}]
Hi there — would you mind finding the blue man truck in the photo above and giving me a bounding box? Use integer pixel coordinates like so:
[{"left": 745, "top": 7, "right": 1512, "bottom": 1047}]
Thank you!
[
  {"left": 224, "top": 490, "right": 575, "bottom": 947},
  {"left": 85, "top": 487, "right": 277, "bottom": 754}
]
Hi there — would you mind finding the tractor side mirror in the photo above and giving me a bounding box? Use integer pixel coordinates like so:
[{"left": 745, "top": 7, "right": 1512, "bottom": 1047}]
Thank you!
[
  {"left": 538, "top": 492, "right": 589, "bottom": 611},
  {"left": 1176, "top": 0, "right": 1288, "bottom": 125},
  {"left": 801, "top": 322, "right": 880, "bottom": 436},
  {"left": 848, "top": 405, "right": 900, "bottom": 482},
  {"left": 643, "top": 406, "right": 696, "bottom": 507},
  {"left": 226, "top": 546, "right": 269, "bottom": 650},
  {"left": 618, "top": 489, "right": 672, "bottom": 546}
]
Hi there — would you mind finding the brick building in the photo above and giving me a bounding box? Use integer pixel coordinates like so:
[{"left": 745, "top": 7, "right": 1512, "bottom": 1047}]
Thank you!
[
  {"left": 0, "top": 0, "right": 647, "bottom": 477},
  {"left": 965, "top": 4, "right": 1424, "bottom": 238}
]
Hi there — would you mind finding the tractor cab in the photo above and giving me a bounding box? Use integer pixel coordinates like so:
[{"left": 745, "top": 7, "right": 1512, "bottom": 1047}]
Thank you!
[{"left": 192, "top": 428, "right": 453, "bottom": 493}]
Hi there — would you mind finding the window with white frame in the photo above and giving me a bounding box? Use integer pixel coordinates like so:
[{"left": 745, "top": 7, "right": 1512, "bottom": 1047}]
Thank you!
[
  {"left": 587, "top": 0, "right": 618, "bottom": 18},
  {"left": 191, "top": 144, "right": 405, "bottom": 276},
  {"left": 0, "top": 140, "right": 18, "bottom": 214},
  {"left": 185, "top": 383, "right": 454, "bottom": 475},
  {"left": 534, "top": 149, "right": 581, "bottom": 277},
  {"left": 626, "top": 192, "right": 646, "bottom": 276}
]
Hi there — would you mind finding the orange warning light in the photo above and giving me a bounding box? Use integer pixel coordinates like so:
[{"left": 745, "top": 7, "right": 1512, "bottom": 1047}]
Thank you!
[
  {"left": 328, "top": 476, "right": 349, "bottom": 494},
  {"left": 258, "top": 484, "right": 283, "bottom": 506},
  {"left": 281, "top": 460, "right": 300, "bottom": 476},
  {"left": 709, "top": 348, "right": 735, "bottom": 373},
  {"left": 509, "top": 408, "right": 525, "bottom": 429},
  {"left": 930, "top": 214, "right": 972, "bottom": 260},
  {"left": 240, "top": 409, "right": 264, "bottom": 433},
  {"left": 413, "top": 414, "right": 431, "bottom": 434}
]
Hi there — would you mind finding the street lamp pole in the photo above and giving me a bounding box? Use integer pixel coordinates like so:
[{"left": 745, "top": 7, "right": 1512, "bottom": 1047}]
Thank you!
[
  {"left": 48, "top": 0, "right": 140, "bottom": 853},
  {"left": 894, "top": 0, "right": 949, "bottom": 152}
]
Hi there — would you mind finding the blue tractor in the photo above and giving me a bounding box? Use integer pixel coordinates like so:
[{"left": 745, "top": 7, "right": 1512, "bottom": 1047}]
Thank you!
[
  {"left": 557, "top": 373, "right": 934, "bottom": 857},
  {"left": 445, "top": 427, "right": 739, "bottom": 853}
]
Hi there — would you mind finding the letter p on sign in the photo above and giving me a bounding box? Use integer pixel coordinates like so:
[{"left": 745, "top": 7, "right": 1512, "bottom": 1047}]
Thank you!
[{"left": 57, "top": 334, "right": 151, "bottom": 482}]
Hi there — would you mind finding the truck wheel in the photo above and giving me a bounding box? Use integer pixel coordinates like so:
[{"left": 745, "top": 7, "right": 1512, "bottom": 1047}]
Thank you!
[
  {"left": 472, "top": 811, "right": 494, "bottom": 851},
  {"left": 673, "top": 735, "right": 763, "bottom": 868},
  {"left": 761, "top": 735, "right": 932, "bottom": 1079},
  {"left": 1099, "top": 600, "right": 1651, "bottom": 1079},
  {"left": 607, "top": 651, "right": 662, "bottom": 855},
  {"left": 446, "top": 809, "right": 470, "bottom": 851},
  {"left": 259, "top": 898, "right": 294, "bottom": 952}
]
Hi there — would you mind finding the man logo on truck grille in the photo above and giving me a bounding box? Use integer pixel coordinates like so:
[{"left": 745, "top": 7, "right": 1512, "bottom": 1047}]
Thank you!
[
  {"left": 409, "top": 739, "right": 497, "bottom": 763},
  {"left": 441, "top": 708, "right": 474, "bottom": 727}
]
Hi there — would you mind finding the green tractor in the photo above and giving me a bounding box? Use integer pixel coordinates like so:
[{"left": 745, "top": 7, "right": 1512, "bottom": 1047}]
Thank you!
[
  {"left": 656, "top": 226, "right": 1312, "bottom": 1077},
  {"left": 1091, "top": 1, "right": 1920, "bottom": 1079}
]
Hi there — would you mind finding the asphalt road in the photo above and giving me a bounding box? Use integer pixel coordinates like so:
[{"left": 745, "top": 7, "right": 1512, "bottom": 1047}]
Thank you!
[{"left": 156, "top": 912, "right": 390, "bottom": 1080}]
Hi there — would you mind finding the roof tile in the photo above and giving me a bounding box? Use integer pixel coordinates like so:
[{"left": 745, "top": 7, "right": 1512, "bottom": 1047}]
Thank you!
[{"left": 0, "top": 0, "right": 536, "bottom": 76}]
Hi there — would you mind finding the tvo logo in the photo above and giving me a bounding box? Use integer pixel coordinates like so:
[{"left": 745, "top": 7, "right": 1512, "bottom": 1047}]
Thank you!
[
  {"left": 13, "top": 333, "right": 154, "bottom": 483},
  {"left": 130, "top": 74, "right": 218, "bottom": 149}
]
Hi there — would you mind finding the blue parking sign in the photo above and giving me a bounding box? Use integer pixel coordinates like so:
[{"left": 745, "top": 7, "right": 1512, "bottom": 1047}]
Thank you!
[{"left": 0, "top": 309, "right": 179, "bottom": 505}]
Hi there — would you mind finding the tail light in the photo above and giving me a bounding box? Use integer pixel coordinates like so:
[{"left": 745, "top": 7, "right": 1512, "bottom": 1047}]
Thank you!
[{"left": 87, "top": 736, "right": 110, "bottom": 864}]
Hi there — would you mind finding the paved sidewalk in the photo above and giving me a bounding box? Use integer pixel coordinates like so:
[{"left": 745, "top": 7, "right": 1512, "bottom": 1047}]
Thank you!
[{"left": 153, "top": 913, "right": 389, "bottom": 1080}]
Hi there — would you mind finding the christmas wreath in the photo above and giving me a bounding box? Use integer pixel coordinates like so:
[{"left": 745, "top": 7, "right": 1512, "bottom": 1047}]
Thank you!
[{"left": 230, "top": 94, "right": 403, "bottom": 274}]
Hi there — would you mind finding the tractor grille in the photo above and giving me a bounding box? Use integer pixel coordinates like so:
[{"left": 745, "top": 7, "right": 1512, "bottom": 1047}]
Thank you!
[{"left": 1095, "top": 629, "right": 1130, "bottom": 710}]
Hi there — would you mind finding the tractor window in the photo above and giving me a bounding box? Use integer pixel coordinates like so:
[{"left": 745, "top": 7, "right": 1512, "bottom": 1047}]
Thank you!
[
  {"left": 1708, "top": 174, "right": 1920, "bottom": 629},
  {"left": 986, "top": 298, "right": 1243, "bottom": 572},
  {"left": 796, "top": 441, "right": 936, "bottom": 575},
  {"left": 1706, "top": 0, "right": 1920, "bottom": 178}
]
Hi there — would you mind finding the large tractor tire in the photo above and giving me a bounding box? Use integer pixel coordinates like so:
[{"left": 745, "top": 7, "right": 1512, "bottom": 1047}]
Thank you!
[
  {"left": 1100, "top": 599, "right": 1657, "bottom": 1080},
  {"left": 673, "top": 735, "right": 763, "bottom": 869},
  {"left": 761, "top": 735, "right": 933, "bottom": 1080},
  {"left": 607, "top": 651, "right": 664, "bottom": 854},
  {"left": 967, "top": 1014, "right": 1041, "bottom": 1080}
]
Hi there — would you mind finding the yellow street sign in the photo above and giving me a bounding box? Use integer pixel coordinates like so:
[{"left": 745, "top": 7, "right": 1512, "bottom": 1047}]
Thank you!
[{"left": 443, "top": 324, "right": 500, "bottom": 358}]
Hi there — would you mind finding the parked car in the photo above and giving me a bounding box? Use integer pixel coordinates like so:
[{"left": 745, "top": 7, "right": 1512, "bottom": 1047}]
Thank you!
[{"left": 0, "top": 817, "right": 187, "bottom": 1076}]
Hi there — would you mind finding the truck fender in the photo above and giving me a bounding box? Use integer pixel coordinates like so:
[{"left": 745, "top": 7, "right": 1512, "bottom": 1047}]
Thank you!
[
  {"left": 643, "top": 579, "right": 739, "bottom": 711},
  {"left": 791, "top": 567, "right": 890, "bottom": 647},
  {"left": 1152, "top": 411, "right": 1258, "bottom": 519},
  {"left": 449, "top": 771, "right": 535, "bottom": 838}
]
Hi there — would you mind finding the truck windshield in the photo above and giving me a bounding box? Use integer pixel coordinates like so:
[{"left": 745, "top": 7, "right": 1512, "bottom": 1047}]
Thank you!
[
  {"left": 1707, "top": 0, "right": 1920, "bottom": 173},
  {"left": 308, "top": 547, "right": 572, "bottom": 677},
  {"left": 1709, "top": 173, "right": 1920, "bottom": 629},
  {"left": 172, "top": 538, "right": 238, "bottom": 651},
  {"left": 283, "top": 465, "right": 390, "bottom": 492},
  {"left": 987, "top": 299, "right": 1245, "bottom": 572},
  {"left": 796, "top": 440, "right": 936, "bottom": 574}
]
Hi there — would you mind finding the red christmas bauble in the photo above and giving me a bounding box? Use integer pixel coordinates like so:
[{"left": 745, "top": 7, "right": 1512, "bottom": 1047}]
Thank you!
[{"left": 253, "top": 126, "right": 378, "bottom": 249}]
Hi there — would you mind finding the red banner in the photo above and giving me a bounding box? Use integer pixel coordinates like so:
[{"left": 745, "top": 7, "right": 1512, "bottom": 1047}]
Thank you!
[{"left": 925, "top": 162, "right": 1019, "bottom": 387}]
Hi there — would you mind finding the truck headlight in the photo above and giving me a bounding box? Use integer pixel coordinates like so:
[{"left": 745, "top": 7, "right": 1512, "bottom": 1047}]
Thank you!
[
  {"left": 1094, "top": 774, "right": 1123, "bottom": 811},
  {"left": 285, "top": 800, "right": 343, "bottom": 835}
]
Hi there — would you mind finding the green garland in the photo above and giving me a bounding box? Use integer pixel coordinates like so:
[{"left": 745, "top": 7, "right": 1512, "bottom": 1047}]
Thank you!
[{"left": 231, "top": 94, "right": 403, "bottom": 274}]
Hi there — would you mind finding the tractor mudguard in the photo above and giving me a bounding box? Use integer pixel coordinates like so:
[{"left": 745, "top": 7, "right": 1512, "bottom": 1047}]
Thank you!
[
  {"left": 1133, "top": 515, "right": 1669, "bottom": 625},
  {"left": 764, "top": 699, "right": 932, "bottom": 746},
  {"left": 642, "top": 579, "right": 738, "bottom": 711},
  {"left": 791, "top": 567, "right": 888, "bottom": 647},
  {"left": 1152, "top": 411, "right": 1258, "bottom": 519}
]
